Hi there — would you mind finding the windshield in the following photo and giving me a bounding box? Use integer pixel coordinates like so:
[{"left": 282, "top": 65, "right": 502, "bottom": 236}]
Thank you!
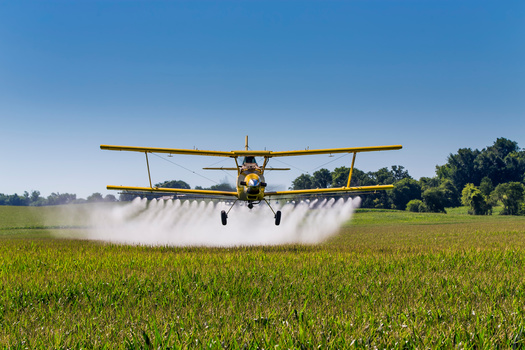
[{"left": 242, "top": 156, "right": 257, "bottom": 165}]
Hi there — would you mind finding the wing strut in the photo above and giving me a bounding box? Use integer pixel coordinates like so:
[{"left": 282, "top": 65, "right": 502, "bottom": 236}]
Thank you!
[
  {"left": 145, "top": 152, "right": 153, "bottom": 188},
  {"left": 347, "top": 152, "right": 357, "bottom": 188}
]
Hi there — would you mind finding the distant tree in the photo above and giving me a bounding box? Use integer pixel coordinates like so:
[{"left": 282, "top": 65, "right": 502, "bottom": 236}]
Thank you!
[
  {"left": 46, "top": 193, "right": 76, "bottom": 205},
  {"left": 119, "top": 192, "right": 138, "bottom": 202},
  {"left": 118, "top": 180, "right": 192, "bottom": 201},
  {"left": 461, "top": 183, "right": 492, "bottom": 215},
  {"left": 104, "top": 194, "right": 117, "bottom": 202},
  {"left": 475, "top": 138, "right": 524, "bottom": 186},
  {"left": 390, "top": 165, "right": 411, "bottom": 182},
  {"left": 391, "top": 178, "right": 421, "bottom": 210},
  {"left": 436, "top": 138, "right": 525, "bottom": 192},
  {"left": 331, "top": 166, "right": 350, "bottom": 188},
  {"left": 312, "top": 169, "right": 332, "bottom": 188},
  {"left": 436, "top": 148, "right": 481, "bottom": 191},
  {"left": 209, "top": 183, "right": 236, "bottom": 191},
  {"left": 419, "top": 177, "right": 440, "bottom": 192},
  {"left": 30, "top": 190, "right": 42, "bottom": 204},
  {"left": 290, "top": 174, "right": 313, "bottom": 190},
  {"left": 479, "top": 177, "right": 494, "bottom": 197},
  {"left": 406, "top": 199, "right": 424, "bottom": 212},
  {"left": 87, "top": 192, "right": 104, "bottom": 202},
  {"left": 439, "top": 179, "right": 461, "bottom": 207},
  {"left": 331, "top": 167, "right": 368, "bottom": 187},
  {"left": 422, "top": 187, "right": 447, "bottom": 213},
  {"left": 363, "top": 166, "right": 411, "bottom": 209},
  {"left": 154, "top": 180, "right": 191, "bottom": 189},
  {"left": 7, "top": 194, "right": 25, "bottom": 206},
  {"left": 371, "top": 167, "right": 395, "bottom": 185},
  {"left": 492, "top": 182, "right": 525, "bottom": 215}
]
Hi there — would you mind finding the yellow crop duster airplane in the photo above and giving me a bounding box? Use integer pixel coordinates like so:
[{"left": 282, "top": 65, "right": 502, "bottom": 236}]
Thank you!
[{"left": 101, "top": 137, "right": 402, "bottom": 225}]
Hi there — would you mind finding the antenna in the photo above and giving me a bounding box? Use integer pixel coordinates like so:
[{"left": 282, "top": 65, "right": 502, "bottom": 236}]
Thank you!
[{"left": 245, "top": 135, "right": 249, "bottom": 151}]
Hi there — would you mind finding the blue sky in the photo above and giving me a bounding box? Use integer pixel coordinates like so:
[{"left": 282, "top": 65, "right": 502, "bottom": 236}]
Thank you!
[{"left": 1, "top": 0, "right": 524, "bottom": 198}]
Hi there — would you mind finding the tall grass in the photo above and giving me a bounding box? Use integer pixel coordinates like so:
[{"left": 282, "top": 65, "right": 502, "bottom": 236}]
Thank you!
[{"left": 1, "top": 205, "right": 525, "bottom": 348}]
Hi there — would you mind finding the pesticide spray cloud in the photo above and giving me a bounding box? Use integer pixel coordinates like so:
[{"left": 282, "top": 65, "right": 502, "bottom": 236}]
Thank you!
[{"left": 79, "top": 197, "right": 361, "bottom": 247}]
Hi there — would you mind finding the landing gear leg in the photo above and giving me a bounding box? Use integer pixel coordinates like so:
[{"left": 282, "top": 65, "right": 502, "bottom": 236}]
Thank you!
[
  {"left": 263, "top": 199, "right": 282, "bottom": 226},
  {"left": 221, "top": 200, "right": 238, "bottom": 225}
]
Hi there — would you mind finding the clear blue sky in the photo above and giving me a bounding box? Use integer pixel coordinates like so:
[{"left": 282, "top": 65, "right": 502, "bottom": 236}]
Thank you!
[{"left": 1, "top": 0, "right": 524, "bottom": 198}]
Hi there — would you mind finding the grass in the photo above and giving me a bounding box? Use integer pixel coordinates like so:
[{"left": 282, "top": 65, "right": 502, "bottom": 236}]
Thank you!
[{"left": 1, "top": 204, "right": 525, "bottom": 348}]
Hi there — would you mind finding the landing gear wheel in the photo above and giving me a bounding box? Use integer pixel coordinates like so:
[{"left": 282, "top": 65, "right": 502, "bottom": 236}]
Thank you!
[
  {"left": 274, "top": 211, "right": 281, "bottom": 226},
  {"left": 221, "top": 210, "right": 228, "bottom": 226}
]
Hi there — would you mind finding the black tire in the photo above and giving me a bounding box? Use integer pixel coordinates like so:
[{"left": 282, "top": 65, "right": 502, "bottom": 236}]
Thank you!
[
  {"left": 221, "top": 210, "right": 228, "bottom": 226},
  {"left": 275, "top": 211, "right": 281, "bottom": 226}
]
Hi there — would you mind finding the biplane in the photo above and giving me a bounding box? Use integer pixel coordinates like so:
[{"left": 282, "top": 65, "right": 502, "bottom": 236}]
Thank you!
[{"left": 101, "top": 137, "right": 402, "bottom": 225}]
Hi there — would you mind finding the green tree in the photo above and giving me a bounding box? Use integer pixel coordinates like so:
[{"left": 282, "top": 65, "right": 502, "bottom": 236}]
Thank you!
[
  {"left": 46, "top": 193, "right": 76, "bottom": 205},
  {"left": 312, "top": 168, "right": 332, "bottom": 188},
  {"left": 406, "top": 199, "right": 424, "bottom": 212},
  {"left": 475, "top": 138, "right": 524, "bottom": 186},
  {"left": 87, "top": 193, "right": 104, "bottom": 202},
  {"left": 154, "top": 180, "right": 191, "bottom": 189},
  {"left": 419, "top": 177, "right": 440, "bottom": 192},
  {"left": 30, "top": 190, "right": 42, "bottom": 203},
  {"left": 119, "top": 192, "right": 138, "bottom": 202},
  {"left": 422, "top": 187, "right": 447, "bottom": 213},
  {"left": 7, "top": 194, "right": 25, "bottom": 206},
  {"left": 439, "top": 179, "right": 460, "bottom": 207},
  {"left": 104, "top": 194, "right": 117, "bottom": 202},
  {"left": 436, "top": 148, "right": 481, "bottom": 191},
  {"left": 209, "top": 183, "right": 236, "bottom": 191},
  {"left": 390, "top": 165, "right": 411, "bottom": 181},
  {"left": 479, "top": 177, "right": 494, "bottom": 197},
  {"left": 331, "top": 167, "right": 350, "bottom": 187},
  {"left": 492, "top": 182, "right": 525, "bottom": 215},
  {"left": 290, "top": 174, "right": 313, "bottom": 190},
  {"left": 391, "top": 178, "right": 421, "bottom": 210},
  {"left": 461, "top": 183, "right": 491, "bottom": 215}
]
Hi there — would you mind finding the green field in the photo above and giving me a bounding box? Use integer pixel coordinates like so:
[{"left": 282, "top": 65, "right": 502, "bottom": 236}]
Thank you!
[{"left": 2, "top": 205, "right": 525, "bottom": 348}]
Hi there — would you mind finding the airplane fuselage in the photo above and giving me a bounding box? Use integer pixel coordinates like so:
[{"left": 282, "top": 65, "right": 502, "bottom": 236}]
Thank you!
[{"left": 236, "top": 159, "right": 266, "bottom": 202}]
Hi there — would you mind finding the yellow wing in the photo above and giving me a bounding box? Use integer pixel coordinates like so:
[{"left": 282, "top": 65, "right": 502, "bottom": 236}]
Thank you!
[
  {"left": 266, "top": 145, "right": 402, "bottom": 157},
  {"left": 264, "top": 185, "right": 393, "bottom": 198},
  {"left": 100, "top": 145, "right": 235, "bottom": 157},
  {"left": 101, "top": 144, "right": 402, "bottom": 158},
  {"left": 107, "top": 185, "right": 238, "bottom": 197}
]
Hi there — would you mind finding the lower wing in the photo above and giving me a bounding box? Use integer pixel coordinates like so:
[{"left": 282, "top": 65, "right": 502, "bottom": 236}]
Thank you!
[
  {"left": 264, "top": 185, "right": 393, "bottom": 198},
  {"left": 107, "top": 185, "right": 238, "bottom": 198}
]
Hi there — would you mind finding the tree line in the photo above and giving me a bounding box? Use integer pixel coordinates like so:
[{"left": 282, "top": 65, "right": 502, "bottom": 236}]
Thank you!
[
  {"left": 289, "top": 138, "right": 525, "bottom": 215},
  {"left": 0, "top": 191, "right": 117, "bottom": 206}
]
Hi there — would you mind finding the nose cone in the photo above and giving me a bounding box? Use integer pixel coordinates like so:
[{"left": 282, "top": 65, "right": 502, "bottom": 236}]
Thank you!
[
  {"left": 245, "top": 173, "right": 260, "bottom": 187},
  {"left": 244, "top": 174, "right": 261, "bottom": 194}
]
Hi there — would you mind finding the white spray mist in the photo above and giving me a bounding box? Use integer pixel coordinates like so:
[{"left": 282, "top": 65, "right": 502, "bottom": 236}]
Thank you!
[{"left": 76, "top": 197, "right": 361, "bottom": 247}]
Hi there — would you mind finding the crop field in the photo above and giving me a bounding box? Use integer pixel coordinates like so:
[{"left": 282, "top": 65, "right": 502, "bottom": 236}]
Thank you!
[{"left": 2, "top": 204, "right": 525, "bottom": 348}]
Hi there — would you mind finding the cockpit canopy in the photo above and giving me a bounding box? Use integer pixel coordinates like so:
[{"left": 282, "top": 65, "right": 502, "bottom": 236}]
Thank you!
[{"left": 242, "top": 156, "right": 257, "bottom": 165}]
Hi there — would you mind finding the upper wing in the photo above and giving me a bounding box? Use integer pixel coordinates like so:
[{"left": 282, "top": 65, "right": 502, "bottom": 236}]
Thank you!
[
  {"left": 107, "top": 185, "right": 238, "bottom": 198},
  {"left": 101, "top": 144, "right": 402, "bottom": 158},
  {"left": 101, "top": 145, "right": 235, "bottom": 157},
  {"left": 267, "top": 145, "right": 402, "bottom": 157},
  {"left": 264, "top": 185, "right": 393, "bottom": 198}
]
